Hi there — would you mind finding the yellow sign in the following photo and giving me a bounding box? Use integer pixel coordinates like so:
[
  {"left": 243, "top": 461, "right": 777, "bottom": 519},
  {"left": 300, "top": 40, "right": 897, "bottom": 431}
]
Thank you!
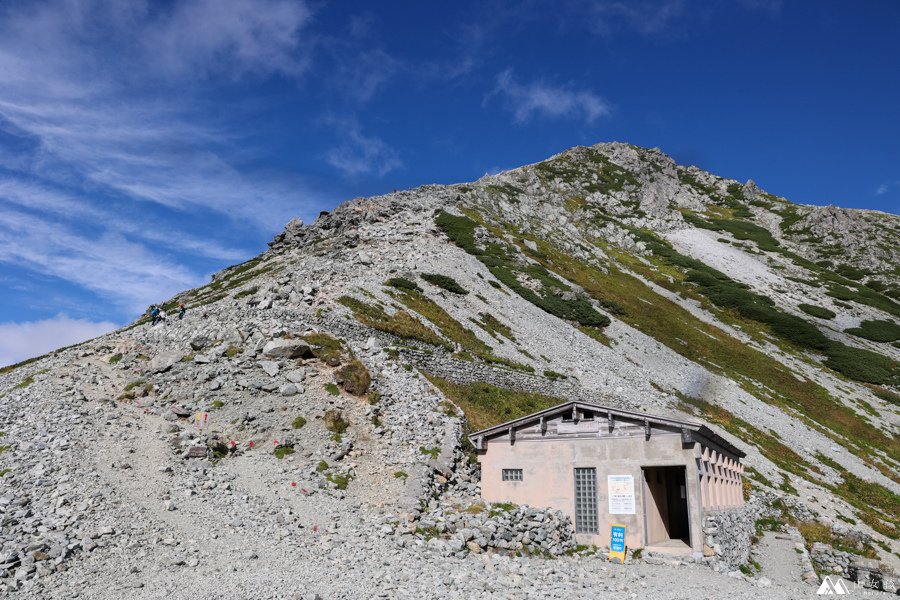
[{"left": 608, "top": 523, "right": 626, "bottom": 562}]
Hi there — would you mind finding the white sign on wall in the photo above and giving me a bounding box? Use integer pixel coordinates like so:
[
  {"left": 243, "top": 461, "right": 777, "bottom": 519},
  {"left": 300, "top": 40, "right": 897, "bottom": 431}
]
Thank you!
[{"left": 608, "top": 474, "right": 636, "bottom": 514}]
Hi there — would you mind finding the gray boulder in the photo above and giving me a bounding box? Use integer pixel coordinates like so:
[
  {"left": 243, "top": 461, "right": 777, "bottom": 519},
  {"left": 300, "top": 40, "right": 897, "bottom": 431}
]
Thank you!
[
  {"left": 262, "top": 339, "right": 314, "bottom": 359},
  {"left": 149, "top": 350, "right": 184, "bottom": 373}
]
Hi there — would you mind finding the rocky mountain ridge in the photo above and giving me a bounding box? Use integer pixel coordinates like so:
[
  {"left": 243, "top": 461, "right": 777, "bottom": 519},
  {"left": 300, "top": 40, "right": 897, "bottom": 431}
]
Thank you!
[{"left": 1, "top": 141, "right": 898, "bottom": 598}]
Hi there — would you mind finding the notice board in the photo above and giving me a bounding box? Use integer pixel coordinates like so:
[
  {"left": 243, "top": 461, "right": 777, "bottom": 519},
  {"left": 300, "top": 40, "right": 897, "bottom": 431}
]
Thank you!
[{"left": 607, "top": 474, "right": 635, "bottom": 514}]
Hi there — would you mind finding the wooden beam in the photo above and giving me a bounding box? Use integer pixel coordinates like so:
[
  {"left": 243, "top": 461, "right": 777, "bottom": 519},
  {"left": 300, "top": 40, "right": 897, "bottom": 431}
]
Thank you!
[
  {"left": 539, "top": 415, "right": 546, "bottom": 434},
  {"left": 508, "top": 426, "right": 515, "bottom": 444},
  {"left": 644, "top": 419, "right": 651, "bottom": 441},
  {"left": 608, "top": 413, "right": 615, "bottom": 434}
]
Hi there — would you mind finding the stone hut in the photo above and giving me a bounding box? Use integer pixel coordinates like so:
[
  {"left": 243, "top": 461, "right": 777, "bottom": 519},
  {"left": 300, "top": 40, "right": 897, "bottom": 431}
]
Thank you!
[{"left": 469, "top": 400, "right": 745, "bottom": 554}]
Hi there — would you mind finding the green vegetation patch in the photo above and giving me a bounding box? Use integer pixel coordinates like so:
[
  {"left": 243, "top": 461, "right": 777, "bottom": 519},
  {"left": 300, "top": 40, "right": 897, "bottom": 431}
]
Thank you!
[
  {"left": 796, "top": 521, "right": 876, "bottom": 557},
  {"left": 421, "top": 273, "right": 468, "bottom": 295},
  {"left": 677, "top": 393, "right": 818, "bottom": 480},
  {"left": 425, "top": 376, "right": 562, "bottom": 431},
  {"left": 337, "top": 295, "right": 448, "bottom": 348},
  {"left": 845, "top": 319, "right": 900, "bottom": 343},
  {"left": 814, "top": 452, "right": 899, "bottom": 540},
  {"left": 538, "top": 236, "right": 900, "bottom": 465},
  {"left": 123, "top": 380, "right": 145, "bottom": 392},
  {"left": 390, "top": 286, "right": 533, "bottom": 373},
  {"left": 14, "top": 376, "right": 35, "bottom": 390},
  {"left": 435, "top": 210, "right": 610, "bottom": 331},
  {"left": 682, "top": 212, "right": 781, "bottom": 253},
  {"left": 323, "top": 409, "right": 349, "bottom": 434},
  {"left": 535, "top": 148, "right": 639, "bottom": 195},
  {"left": 385, "top": 277, "right": 422, "bottom": 292},
  {"left": 108, "top": 353, "right": 123, "bottom": 364},
  {"left": 292, "top": 416, "right": 307, "bottom": 429},
  {"left": 336, "top": 359, "right": 371, "bottom": 395},
  {"left": 871, "top": 387, "right": 900, "bottom": 407},
  {"left": 798, "top": 304, "right": 836, "bottom": 320},
  {"left": 0, "top": 355, "right": 45, "bottom": 375},
  {"left": 300, "top": 332, "right": 346, "bottom": 365},
  {"left": 273, "top": 446, "right": 294, "bottom": 459},
  {"left": 471, "top": 312, "right": 516, "bottom": 342},
  {"left": 324, "top": 383, "right": 340, "bottom": 396}
]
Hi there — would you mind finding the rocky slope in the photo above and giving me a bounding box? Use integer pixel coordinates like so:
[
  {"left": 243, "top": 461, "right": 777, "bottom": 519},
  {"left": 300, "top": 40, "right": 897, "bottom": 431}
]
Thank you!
[{"left": 1, "top": 142, "right": 898, "bottom": 598}]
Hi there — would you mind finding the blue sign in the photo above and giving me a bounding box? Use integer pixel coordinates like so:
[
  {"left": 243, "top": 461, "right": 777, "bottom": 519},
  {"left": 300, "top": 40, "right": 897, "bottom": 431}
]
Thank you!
[{"left": 610, "top": 525, "right": 626, "bottom": 553}]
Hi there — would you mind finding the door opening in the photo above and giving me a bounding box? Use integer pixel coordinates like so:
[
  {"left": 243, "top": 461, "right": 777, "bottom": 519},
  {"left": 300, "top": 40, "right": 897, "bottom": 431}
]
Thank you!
[{"left": 642, "top": 466, "right": 690, "bottom": 547}]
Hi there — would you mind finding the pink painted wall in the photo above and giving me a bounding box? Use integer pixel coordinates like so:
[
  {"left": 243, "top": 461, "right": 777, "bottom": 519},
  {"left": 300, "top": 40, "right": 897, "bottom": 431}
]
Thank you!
[{"left": 478, "top": 433, "right": 705, "bottom": 551}]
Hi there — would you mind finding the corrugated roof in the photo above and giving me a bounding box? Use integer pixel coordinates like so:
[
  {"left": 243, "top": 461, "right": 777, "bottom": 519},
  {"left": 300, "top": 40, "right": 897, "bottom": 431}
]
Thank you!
[{"left": 467, "top": 400, "right": 745, "bottom": 458}]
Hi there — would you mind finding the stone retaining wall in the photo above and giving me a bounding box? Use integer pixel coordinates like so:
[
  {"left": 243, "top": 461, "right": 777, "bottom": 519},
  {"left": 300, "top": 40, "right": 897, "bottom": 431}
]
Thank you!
[
  {"left": 415, "top": 503, "right": 577, "bottom": 558},
  {"left": 702, "top": 501, "right": 759, "bottom": 571}
]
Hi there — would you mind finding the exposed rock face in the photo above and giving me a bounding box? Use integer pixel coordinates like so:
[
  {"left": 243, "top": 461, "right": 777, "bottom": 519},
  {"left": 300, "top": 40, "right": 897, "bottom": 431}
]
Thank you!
[{"left": 0, "top": 141, "right": 898, "bottom": 597}]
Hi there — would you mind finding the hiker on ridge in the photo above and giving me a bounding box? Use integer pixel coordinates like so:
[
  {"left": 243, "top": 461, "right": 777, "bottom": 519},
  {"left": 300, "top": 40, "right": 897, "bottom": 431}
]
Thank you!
[
  {"left": 178, "top": 303, "right": 186, "bottom": 320},
  {"left": 150, "top": 305, "right": 160, "bottom": 326}
]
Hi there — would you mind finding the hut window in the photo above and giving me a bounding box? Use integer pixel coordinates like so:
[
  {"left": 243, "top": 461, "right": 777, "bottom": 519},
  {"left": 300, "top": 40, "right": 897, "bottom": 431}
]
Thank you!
[
  {"left": 502, "top": 468, "right": 523, "bottom": 482},
  {"left": 582, "top": 410, "right": 594, "bottom": 421}
]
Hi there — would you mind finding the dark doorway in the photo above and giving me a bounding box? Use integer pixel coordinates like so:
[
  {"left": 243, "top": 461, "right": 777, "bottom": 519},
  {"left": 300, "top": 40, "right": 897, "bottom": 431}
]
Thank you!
[{"left": 642, "top": 466, "right": 690, "bottom": 546}]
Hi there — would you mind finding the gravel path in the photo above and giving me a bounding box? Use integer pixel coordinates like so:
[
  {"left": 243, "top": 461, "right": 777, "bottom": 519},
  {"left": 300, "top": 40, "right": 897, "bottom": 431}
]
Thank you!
[{"left": 755, "top": 532, "right": 808, "bottom": 593}]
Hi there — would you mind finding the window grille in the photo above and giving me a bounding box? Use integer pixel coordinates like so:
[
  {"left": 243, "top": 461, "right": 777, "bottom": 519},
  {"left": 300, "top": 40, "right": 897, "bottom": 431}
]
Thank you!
[
  {"left": 574, "top": 468, "right": 598, "bottom": 533},
  {"left": 502, "top": 468, "right": 523, "bottom": 482}
]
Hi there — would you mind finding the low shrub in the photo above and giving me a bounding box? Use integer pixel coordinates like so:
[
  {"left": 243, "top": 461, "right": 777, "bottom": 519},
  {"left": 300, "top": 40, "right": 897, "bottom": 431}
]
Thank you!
[
  {"left": 336, "top": 359, "right": 371, "bottom": 396},
  {"left": 797, "top": 521, "right": 876, "bottom": 557},
  {"left": 419, "top": 446, "right": 439, "bottom": 459},
  {"left": 292, "top": 416, "right": 307, "bottom": 429},
  {"left": 337, "top": 295, "right": 448, "bottom": 348},
  {"left": 323, "top": 409, "right": 349, "bottom": 434},
  {"left": 273, "top": 446, "right": 294, "bottom": 459},
  {"left": 823, "top": 345, "right": 899, "bottom": 386},
  {"left": 109, "top": 353, "right": 123, "bottom": 364},
  {"left": 426, "top": 376, "right": 562, "bottom": 431},
  {"left": 325, "top": 472, "right": 352, "bottom": 489},
  {"left": 385, "top": 277, "right": 421, "bottom": 292},
  {"left": 301, "top": 333, "right": 346, "bottom": 366},
  {"left": 798, "top": 304, "right": 836, "bottom": 320},
  {"left": 845, "top": 319, "right": 900, "bottom": 343},
  {"left": 421, "top": 273, "right": 468, "bottom": 295},
  {"left": 324, "top": 383, "right": 340, "bottom": 396}
]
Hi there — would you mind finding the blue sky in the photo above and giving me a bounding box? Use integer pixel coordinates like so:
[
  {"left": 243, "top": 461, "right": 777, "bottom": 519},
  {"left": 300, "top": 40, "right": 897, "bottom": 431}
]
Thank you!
[{"left": 1, "top": 0, "right": 898, "bottom": 366}]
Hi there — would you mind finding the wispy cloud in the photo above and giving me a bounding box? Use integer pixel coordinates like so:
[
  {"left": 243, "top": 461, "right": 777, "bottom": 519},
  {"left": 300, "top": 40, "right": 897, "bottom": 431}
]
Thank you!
[
  {"left": 875, "top": 180, "right": 899, "bottom": 196},
  {"left": 0, "top": 0, "right": 320, "bottom": 230},
  {"left": 142, "top": 0, "right": 313, "bottom": 80},
  {"left": 491, "top": 70, "right": 611, "bottom": 124},
  {"left": 0, "top": 0, "right": 330, "bottom": 321},
  {"left": 0, "top": 313, "right": 117, "bottom": 368},
  {"left": 583, "top": 0, "right": 688, "bottom": 36},
  {"left": 0, "top": 209, "right": 204, "bottom": 314},
  {"left": 324, "top": 119, "right": 402, "bottom": 178}
]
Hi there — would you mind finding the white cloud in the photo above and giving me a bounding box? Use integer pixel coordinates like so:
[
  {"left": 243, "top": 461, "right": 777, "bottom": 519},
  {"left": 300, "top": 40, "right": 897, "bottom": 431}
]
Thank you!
[
  {"left": 492, "top": 70, "right": 611, "bottom": 124},
  {"left": 584, "top": 0, "right": 687, "bottom": 36},
  {"left": 325, "top": 120, "right": 402, "bottom": 178},
  {"left": 0, "top": 313, "right": 117, "bottom": 368},
  {"left": 0, "top": 0, "right": 332, "bottom": 317},
  {"left": 874, "top": 181, "right": 900, "bottom": 196},
  {"left": 0, "top": 0, "right": 321, "bottom": 230},
  {"left": 0, "top": 178, "right": 248, "bottom": 261},
  {"left": 143, "top": 0, "right": 312, "bottom": 80},
  {"left": 0, "top": 209, "right": 204, "bottom": 314}
]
